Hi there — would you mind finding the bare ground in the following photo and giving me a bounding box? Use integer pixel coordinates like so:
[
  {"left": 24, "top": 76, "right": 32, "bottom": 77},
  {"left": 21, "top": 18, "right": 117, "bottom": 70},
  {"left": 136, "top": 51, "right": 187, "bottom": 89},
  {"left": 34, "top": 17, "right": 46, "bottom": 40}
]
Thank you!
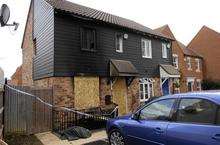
[{"left": 36, "top": 129, "right": 108, "bottom": 145}]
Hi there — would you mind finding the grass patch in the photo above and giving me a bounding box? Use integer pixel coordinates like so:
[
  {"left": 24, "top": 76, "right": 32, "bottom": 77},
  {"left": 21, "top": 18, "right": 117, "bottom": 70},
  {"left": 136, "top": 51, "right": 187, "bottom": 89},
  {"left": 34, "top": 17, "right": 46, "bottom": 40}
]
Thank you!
[{"left": 5, "top": 133, "right": 43, "bottom": 145}]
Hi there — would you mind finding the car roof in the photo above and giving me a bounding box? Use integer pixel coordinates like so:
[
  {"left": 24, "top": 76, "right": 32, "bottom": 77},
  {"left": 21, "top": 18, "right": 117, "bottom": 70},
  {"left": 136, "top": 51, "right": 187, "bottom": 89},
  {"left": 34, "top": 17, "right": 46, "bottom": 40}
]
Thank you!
[{"left": 159, "top": 91, "right": 220, "bottom": 105}]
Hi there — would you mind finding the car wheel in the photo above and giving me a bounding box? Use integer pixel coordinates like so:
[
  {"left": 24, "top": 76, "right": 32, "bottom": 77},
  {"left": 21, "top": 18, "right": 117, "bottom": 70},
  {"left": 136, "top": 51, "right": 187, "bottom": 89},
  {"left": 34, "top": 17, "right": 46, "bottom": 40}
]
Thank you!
[{"left": 109, "top": 129, "right": 125, "bottom": 145}]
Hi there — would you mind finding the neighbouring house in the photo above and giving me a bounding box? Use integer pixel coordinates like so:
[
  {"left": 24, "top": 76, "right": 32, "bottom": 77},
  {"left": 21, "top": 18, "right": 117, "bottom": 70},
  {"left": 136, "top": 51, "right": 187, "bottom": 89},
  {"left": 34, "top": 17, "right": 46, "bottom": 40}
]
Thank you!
[
  {"left": 21, "top": 0, "right": 178, "bottom": 115},
  {"left": 9, "top": 66, "right": 22, "bottom": 86},
  {"left": 188, "top": 26, "right": 220, "bottom": 82},
  {"left": 0, "top": 67, "right": 4, "bottom": 87},
  {"left": 155, "top": 25, "right": 203, "bottom": 93}
]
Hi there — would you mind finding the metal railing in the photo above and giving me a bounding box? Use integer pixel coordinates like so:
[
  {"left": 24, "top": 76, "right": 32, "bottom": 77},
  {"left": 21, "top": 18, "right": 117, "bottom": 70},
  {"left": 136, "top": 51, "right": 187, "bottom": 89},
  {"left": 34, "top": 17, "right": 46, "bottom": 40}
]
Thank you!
[{"left": 52, "top": 106, "right": 118, "bottom": 133}]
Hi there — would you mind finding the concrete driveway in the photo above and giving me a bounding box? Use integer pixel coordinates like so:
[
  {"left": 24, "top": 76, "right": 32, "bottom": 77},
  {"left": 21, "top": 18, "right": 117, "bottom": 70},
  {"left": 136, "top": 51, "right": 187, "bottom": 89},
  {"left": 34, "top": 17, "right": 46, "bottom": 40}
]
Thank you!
[{"left": 36, "top": 129, "right": 108, "bottom": 145}]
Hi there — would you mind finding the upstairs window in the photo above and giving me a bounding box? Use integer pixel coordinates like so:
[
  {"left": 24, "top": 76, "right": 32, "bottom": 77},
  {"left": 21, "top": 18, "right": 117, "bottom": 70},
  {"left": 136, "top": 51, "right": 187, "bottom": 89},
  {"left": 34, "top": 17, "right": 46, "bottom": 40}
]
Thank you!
[
  {"left": 142, "top": 39, "right": 152, "bottom": 58},
  {"left": 173, "top": 54, "right": 179, "bottom": 69},
  {"left": 195, "top": 58, "right": 201, "bottom": 72},
  {"left": 116, "top": 34, "right": 123, "bottom": 53},
  {"left": 186, "top": 57, "right": 192, "bottom": 70},
  {"left": 80, "top": 27, "right": 96, "bottom": 51},
  {"left": 162, "top": 43, "right": 168, "bottom": 58}
]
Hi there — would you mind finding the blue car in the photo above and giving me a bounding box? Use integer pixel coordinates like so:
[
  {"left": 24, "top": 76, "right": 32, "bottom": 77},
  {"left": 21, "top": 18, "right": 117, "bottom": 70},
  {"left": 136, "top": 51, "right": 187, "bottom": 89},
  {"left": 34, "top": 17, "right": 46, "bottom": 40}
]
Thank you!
[{"left": 106, "top": 92, "right": 220, "bottom": 145}]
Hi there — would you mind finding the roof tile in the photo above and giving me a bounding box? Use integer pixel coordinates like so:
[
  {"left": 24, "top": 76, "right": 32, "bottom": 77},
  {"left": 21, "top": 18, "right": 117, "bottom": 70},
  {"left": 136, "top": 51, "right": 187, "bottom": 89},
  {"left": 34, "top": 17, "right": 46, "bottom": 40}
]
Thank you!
[{"left": 46, "top": 0, "right": 172, "bottom": 40}]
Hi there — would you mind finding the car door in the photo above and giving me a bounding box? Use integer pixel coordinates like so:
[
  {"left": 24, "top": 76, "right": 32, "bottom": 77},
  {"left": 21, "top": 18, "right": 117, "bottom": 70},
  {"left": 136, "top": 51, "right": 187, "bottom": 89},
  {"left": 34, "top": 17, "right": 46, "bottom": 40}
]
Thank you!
[
  {"left": 124, "top": 98, "right": 176, "bottom": 145},
  {"left": 167, "top": 98, "right": 220, "bottom": 145}
]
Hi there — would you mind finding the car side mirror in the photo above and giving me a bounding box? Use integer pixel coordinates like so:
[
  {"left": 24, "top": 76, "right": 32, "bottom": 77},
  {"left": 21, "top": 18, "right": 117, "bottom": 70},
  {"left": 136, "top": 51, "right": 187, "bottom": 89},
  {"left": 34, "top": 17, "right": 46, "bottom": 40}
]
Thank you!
[{"left": 131, "top": 111, "right": 140, "bottom": 120}]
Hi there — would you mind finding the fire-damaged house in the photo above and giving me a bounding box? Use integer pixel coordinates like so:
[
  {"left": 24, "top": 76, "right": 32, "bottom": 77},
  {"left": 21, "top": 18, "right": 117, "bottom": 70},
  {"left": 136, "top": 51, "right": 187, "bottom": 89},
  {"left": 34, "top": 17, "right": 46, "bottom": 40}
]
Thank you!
[{"left": 20, "top": 0, "right": 179, "bottom": 115}]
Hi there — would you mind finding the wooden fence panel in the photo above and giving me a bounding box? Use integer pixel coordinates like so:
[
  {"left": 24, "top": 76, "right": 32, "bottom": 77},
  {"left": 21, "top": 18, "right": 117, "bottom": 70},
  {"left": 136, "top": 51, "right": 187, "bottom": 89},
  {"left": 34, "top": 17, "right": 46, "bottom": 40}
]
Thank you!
[{"left": 4, "top": 86, "right": 53, "bottom": 135}]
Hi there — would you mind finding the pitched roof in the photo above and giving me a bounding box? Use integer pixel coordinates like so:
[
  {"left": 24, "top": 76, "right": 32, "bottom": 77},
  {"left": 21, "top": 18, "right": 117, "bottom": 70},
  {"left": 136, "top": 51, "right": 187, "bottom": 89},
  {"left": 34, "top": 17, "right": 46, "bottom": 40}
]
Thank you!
[
  {"left": 45, "top": 0, "right": 172, "bottom": 40},
  {"left": 177, "top": 41, "right": 203, "bottom": 58},
  {"left": 154, "top": 25, "right": 175, "bottom": 40},
  {"left": 188, "top": 26, "right": 220, "bottom": 48},
  {"left": 155, "top": 25, "right": 202, "bottom": 58},
  {"left": 160, "top": 64, "right": 180, "bottom": 76}
]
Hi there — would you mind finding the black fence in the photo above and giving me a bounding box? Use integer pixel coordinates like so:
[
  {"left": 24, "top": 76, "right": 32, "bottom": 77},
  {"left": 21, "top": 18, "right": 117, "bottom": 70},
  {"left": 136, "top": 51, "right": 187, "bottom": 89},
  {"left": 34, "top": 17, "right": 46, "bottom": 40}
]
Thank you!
[{"left": 52, "top": 106, "right": 118, "bottom": 134}]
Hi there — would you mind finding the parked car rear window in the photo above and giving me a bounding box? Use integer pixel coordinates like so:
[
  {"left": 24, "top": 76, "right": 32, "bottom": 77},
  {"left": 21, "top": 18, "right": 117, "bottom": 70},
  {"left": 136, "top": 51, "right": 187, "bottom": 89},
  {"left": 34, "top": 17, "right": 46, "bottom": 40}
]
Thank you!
[
  {"left": 139, "top": 99, "right": 175, "bottom": 121},
  {"left": 177, "top": 99, "right": 217, "bottom": 125}
]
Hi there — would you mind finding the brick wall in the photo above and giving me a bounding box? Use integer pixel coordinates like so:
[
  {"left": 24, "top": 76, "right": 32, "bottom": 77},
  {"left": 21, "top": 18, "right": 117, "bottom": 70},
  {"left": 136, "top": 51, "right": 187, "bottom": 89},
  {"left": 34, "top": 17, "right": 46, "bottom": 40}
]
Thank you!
[
  {"left": 9, "top": 66, "right": 22, "bottom": 86},
  {"left": 22, "top": 4, "right": 34, "bottom": 86},
  {"left": 99, "top": 77, "right": 112, "bottom": 107},
  {"left": 188, "top": 26, "right": 220, "bottom": 81},
  {"left": 34, "top": 76, "right": 139, "bottom": 113},
  {"left": 32, "top": 75, "right": 164, "bottom": 115},
  {"left": 34, "top": 77, "right": 74, "bottom": 108},
  {"left": 127, "top": 78, "right": 140, "bottom": 113},
  {"left": 154, "top": 77, "right": 162, "bottom": 96},
  {"left": 181, "top": 56, "right": 203, "bottom": 92}
]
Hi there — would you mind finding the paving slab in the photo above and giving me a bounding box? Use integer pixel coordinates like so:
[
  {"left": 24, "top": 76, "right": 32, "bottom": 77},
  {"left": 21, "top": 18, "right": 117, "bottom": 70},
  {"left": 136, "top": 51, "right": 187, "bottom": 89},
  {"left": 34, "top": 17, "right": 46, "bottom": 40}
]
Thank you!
[{"left": 36, "top": 129, "right": 108, "bottom": 145}]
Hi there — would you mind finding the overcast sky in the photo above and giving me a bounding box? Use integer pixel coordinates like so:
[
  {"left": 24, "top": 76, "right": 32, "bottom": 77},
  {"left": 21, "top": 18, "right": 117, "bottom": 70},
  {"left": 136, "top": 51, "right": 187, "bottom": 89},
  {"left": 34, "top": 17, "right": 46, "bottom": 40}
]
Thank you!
[{"left": 0, "top": 0, "right": 220, "bottom": 78}]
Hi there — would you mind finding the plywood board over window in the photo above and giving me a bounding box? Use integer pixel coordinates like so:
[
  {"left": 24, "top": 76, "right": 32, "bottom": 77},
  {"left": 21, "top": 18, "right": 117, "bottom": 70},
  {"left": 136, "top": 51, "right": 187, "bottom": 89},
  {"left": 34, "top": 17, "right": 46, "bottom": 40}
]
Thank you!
[{"left": 74, "top": 76, "right": 100, "bottom": 109}]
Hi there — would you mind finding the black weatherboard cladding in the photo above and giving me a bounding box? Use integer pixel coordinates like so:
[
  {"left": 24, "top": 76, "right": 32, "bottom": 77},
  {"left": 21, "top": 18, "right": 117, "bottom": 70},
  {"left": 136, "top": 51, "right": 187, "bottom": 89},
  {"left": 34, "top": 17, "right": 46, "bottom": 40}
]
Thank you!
[
  {"left": 33, "top": 0, "right": 54, "bottom": 80},
  {"left": 53, "top": 12, "right": 172, "bottom": 78},
  {"left": 32, "top": 0, "right": 173, "bottom": 80}
]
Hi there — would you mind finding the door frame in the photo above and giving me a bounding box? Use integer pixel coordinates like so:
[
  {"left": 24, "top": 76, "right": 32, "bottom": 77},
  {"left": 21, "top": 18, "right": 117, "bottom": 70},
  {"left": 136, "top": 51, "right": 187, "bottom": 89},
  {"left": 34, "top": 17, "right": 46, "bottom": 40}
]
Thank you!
[
  {"left": 161, "top": 77, "right": 170, "bottom": 95},
  {"left": 111, "top": 77, "right": 128, "bottom": 115}
]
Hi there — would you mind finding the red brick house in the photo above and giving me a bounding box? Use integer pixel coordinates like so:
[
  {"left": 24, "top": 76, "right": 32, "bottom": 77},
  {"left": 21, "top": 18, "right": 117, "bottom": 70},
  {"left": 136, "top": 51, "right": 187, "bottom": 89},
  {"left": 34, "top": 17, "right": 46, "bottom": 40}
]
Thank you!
[
  {"left": 188, "top": 26, "right": 220, "bottom": 82},
  {"left": 9, "top": 66, "right": 22, "bottom": 86},
  {"left": 155, "top": 25, "right": 203, "bottom": 92}
]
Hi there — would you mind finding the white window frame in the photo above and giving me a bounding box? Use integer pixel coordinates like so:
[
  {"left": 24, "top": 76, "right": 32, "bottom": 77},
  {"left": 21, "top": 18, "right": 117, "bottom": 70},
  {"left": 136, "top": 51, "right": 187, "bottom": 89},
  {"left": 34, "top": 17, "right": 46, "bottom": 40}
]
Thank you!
[
  {"left": 141, "top": 39, "right": 152, "bottom": 58},
  {"left": 162, "top": 43, "right": 168, "bottom": 58},
  {"left": 195, "top": 58, "right": 201, "bottom": 72},
  {"left": 187, "top": 77, "right": 195, "bottom": 92},
  {"left": 186, "top": 57, "right": 192, "bottom": 70},
  {"left": 173, "top": 54, "right": 179, "bottom": 69},
  {"left": 116, "top": 34, "right": 123, "bottom": 53},
  {"left": 139, "top": 78, "right": 154, "bottom": 102},
  {"left": 196, "top": 79, "right": 202, "bottom": 91}
]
